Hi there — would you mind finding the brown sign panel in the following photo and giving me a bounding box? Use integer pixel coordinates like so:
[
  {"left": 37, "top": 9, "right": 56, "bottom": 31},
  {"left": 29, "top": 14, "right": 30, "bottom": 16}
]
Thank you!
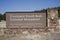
[{"left": 6, "top": 12, "right": 46, "bottom": 28}]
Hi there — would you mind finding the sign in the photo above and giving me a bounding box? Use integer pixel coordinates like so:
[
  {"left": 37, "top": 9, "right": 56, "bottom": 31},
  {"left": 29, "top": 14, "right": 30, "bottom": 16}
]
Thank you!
[{"left": 6, "top": 12, "right": 46, "bottom": 28}]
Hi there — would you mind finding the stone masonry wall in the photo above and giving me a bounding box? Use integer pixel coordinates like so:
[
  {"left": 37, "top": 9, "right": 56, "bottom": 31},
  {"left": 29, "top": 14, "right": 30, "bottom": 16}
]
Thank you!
[{"left": 47, "top": 8, "right": 59, "bottom": 32}]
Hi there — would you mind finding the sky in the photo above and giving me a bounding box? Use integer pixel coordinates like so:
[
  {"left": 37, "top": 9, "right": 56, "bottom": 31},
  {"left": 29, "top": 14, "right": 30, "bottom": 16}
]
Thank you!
[{"left": 0, "top": 0, "right": 60, "bottom": 14}]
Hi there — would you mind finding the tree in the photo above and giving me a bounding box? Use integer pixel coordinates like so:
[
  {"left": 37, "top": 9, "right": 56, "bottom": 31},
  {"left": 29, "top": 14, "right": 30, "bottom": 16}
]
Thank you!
[
  {"left": 0, "top": 14, "right": 3, "bottom": 21},
  {"left": 3, "top": 13, "right": 6, "bottom": 20},
  {"left": 34, "top": 9, "right": 47, "bottom": 13},
  {"left": 58, "top": 7, "right": 60, "bottom": 18}
]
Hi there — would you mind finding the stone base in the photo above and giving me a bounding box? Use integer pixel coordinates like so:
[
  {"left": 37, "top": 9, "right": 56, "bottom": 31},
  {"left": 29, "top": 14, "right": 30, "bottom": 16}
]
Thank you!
[{"left": 0, "top": 28, "right": 60, "bottom": 37}]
